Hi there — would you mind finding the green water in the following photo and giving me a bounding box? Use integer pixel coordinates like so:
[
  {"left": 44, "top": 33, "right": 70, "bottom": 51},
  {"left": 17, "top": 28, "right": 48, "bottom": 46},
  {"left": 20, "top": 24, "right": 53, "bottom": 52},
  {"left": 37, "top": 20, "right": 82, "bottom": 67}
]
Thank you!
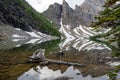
[{"left": 0, "top": 39, "right": 113, "bottom": 80}]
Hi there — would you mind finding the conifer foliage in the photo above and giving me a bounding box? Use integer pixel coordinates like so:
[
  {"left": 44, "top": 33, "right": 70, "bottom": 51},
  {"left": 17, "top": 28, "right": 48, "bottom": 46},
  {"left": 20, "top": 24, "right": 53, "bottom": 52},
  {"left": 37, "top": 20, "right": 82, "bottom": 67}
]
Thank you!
[{"left": 91, "top": 0, "right": 120, "bottom": 56}]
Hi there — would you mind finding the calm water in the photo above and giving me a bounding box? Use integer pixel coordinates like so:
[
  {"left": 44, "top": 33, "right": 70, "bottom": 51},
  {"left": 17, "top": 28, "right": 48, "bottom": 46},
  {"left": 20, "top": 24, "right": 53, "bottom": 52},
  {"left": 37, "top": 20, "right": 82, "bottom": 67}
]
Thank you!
[{"left": 0, "top": 38, "right": 114, "bottom": 80}]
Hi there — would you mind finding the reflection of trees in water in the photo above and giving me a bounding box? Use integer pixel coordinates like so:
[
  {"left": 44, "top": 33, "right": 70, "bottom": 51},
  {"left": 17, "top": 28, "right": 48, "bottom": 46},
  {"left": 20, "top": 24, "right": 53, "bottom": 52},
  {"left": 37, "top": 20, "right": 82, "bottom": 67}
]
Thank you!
[
  {"left": 0, "top": 39, "right": 29, "bottom": 50},
  {"left": 0, "top": 38, "right": 60, "bottom": 50},
  {"left": 90, "top": 28, "right": 120, "bottom": 56}
]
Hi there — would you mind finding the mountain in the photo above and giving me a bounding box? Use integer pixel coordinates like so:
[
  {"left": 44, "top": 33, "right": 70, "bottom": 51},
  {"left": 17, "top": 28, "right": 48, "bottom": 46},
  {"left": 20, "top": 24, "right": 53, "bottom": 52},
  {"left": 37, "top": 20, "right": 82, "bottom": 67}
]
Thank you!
[
  {"left": 62, "top": 0, "right": 85, "bottom": 28},
  {"left": 43, "top": 0, "right": 105, "bottom": 28},
  {"left": 80, "top": 0, "right": 105, "bottom": 25},
  {"left": 43, "top": 3, "right": 62, "bottom": 28},
  {"left": 0, "top": 0, "right": 60, "bottom": 37},
  {"left": 81, "top": 0, "right": 105, "bottom": 15}
]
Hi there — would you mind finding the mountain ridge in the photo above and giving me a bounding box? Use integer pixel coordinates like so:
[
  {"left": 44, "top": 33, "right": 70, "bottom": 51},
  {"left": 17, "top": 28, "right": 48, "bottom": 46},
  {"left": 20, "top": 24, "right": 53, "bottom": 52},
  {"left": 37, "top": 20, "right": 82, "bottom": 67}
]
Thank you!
[
  {"left": 0, "top": 0, "right": 60, "bottom": 36},
  {"left": 43, "top": 0, "right": 105, "bottom": 28}
]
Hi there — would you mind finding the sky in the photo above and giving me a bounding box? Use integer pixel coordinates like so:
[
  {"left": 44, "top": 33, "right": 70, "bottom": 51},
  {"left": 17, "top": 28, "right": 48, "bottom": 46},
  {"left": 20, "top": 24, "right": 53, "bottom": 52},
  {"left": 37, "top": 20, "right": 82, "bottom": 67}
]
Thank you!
[{"left": 25, "top": 0, "right": 85, "bottom": 13}]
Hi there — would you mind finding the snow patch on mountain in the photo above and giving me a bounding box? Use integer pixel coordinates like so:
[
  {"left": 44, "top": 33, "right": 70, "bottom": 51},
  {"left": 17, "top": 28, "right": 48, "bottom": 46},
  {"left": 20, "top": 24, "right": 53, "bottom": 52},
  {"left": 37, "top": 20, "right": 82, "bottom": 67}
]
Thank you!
[
  {"left": 59, "top": 23, "right": 111, "bottom": 51},
  {"left": 25, "top": 32, "right": 40, "bottom": 38},
  {"left": 12, "top": 34, "right": 24, "bottom": 38}
]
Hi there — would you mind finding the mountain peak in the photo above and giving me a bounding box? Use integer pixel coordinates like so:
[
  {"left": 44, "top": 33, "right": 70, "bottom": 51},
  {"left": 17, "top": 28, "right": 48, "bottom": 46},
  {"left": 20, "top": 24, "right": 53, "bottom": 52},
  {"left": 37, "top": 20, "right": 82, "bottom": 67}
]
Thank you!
[
  {"left": 43, "top": 0, "right": 106, "bottom": 28},
  {"left": 62, "top": 0, "right": 67, "bottom": 3},
  {"left": 62, "top": 0, "right": 69, "bottom": 7}
]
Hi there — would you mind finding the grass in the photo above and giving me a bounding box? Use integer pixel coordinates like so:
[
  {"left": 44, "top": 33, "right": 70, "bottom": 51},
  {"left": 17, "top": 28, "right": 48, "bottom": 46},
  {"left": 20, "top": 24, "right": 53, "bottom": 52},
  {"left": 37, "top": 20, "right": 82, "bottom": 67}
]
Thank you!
[
  {"left": 1, "top": 0, "right": 60, "bottom": 36},
  {"left": 17, "top": 0, "right": 60, "bottom": 36}
]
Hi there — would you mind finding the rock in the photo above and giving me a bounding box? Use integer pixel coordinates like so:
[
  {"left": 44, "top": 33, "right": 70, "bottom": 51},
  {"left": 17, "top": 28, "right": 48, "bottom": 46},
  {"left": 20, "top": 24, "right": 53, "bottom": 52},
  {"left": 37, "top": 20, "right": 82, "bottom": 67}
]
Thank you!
[
  {"left": 44, "top": 3, "right": 62, "bottom": 28},
  {"left": 43, "top": 0, "right": 106, "bottom": 28},
  {"left": 80, "top": 0, "right": 105, "bottom": 25},
  {"left": 0, "top": 0, "right": 35, "bottom": 31},
  {"left": 62, "top": 0, "right": 85, "bottom": 28},
  {"left": 55, "top": 76, "right": 71, "bottom": 80},
  {"left": 0, "top": 0, "right": 60, "bottom": 36},
  {"left": 81, "top": 0, "right": 105, "bottom": 15}
]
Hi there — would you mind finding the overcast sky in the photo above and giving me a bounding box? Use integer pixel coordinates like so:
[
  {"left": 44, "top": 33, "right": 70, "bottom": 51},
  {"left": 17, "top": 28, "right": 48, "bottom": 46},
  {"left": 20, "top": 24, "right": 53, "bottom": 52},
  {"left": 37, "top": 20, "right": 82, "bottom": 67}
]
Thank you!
[{"left": 25, "top": 0, "right": 85, "bottom": 13}]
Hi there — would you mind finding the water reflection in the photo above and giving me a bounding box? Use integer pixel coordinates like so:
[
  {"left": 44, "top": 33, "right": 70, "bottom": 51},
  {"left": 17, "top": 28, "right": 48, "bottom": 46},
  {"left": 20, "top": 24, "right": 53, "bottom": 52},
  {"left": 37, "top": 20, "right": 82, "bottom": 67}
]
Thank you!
[
  {"left": 0, "top": 37, "right": 59, "bottom": 50},
  {"left": 0, "top": 34, "right": 108, "bottom": 51},
  {"left": 0, "top": 35, "right": 118, "bottom": 80},
  {"left": 59, "top": 25, "right": 111, "bottom": 51},
  {"left": 18, "top": 66, "right": 120, "bottom": 80},
  {"left": 0, "top": 38, "right": 29, "bottom": 50},
  {"left": 0, "top": 39, "right": 60, "bottom": 80},
  {"left": 18, "top": 66, "right": 107, "bottom": 80},
  {"left": 59, "top": 38, "right": 109, "bottom": 51}
]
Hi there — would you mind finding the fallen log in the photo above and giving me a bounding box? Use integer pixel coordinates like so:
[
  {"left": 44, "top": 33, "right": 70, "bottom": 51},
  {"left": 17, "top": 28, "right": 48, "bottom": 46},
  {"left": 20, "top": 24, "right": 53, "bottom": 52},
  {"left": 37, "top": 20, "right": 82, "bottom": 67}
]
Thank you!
[
  {"left": 47, "top": 59, "right": 85, "bottom": 66},
  {"left": 28, "top": 49, "right": 85, "bottom": 67}
]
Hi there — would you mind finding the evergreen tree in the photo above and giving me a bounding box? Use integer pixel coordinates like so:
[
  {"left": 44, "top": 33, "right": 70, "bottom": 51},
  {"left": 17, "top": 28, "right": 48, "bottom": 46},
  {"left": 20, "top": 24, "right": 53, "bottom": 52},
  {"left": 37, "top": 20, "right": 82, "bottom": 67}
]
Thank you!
[{"left": 91, "top": 0, "right": 120, "bottom": 56}]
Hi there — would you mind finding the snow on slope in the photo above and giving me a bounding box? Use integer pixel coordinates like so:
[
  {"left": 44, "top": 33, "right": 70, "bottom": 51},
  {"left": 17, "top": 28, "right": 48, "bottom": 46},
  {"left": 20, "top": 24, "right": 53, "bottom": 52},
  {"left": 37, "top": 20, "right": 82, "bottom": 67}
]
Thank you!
[
  {"left": 25, "top": 32, "right": 41, "bottom": 38},
  {"left": 59, "top": 19, "right": 111, "bottom": 51},
  {"left": 10, "top": 28, "right": 59, "bottom": 48}
]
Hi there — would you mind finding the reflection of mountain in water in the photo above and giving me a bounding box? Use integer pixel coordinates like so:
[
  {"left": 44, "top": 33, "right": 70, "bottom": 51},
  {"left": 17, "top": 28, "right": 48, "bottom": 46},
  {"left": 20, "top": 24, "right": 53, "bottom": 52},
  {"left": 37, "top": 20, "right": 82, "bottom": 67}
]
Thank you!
[
  {"left": 18, "top": 66, "right": 120, "bottom": 80},
  {"left": 59, "top": 25, "right": 110, "bottom": 51},
  {"left": 59, "top": 38, "right": 109, "bottom": 51},
  {"left": 0, "top": 25, "right": 119, "bottom": 80},
  {"left": 0, "top": 24, "right": 110, "bottom": 51},
  {"left": 0, "top": 37, "right": 58, "bottom": 50}
]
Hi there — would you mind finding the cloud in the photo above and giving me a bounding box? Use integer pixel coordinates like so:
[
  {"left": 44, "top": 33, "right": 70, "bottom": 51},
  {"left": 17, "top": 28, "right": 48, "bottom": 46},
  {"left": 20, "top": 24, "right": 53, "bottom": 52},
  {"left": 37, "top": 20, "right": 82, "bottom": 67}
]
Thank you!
[
  {"left": 66, "top": 0, "right": 85, "bottom": 9},
  {"left": 25, "top": 0, "right": 85, "bottom": 13}
]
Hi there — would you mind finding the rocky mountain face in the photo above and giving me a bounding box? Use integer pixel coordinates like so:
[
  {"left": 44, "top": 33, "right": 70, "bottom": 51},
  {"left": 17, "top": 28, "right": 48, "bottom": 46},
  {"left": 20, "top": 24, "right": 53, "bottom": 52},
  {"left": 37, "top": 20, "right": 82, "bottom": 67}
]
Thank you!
[
  {"left": 0, "top": 0, "right": 60, "bottom": 36},
  {"left": 81, "top": 0, "right": 105, "bottom": 15},
  {"left": 43, "top": 3, "right": 62, "bottom": 28},
  {"left": 80, "top": 0, "right": 105, "bottom": 24},
  {"left": 0, "top": 1, "right": 35, "bottom": 32},
  {"left": 62, "top": 1, "right": 85, "bottom": 28},
  {"left": 43, "top": 0, "right": 105, "bottom": 28}
]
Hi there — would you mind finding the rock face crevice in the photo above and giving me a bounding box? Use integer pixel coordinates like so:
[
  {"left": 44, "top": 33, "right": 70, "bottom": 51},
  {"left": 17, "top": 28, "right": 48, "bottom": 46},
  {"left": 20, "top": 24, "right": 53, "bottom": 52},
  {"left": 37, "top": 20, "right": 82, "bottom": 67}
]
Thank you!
[{"left": 43, "top": 0, "right": 105, "bottom": 29}]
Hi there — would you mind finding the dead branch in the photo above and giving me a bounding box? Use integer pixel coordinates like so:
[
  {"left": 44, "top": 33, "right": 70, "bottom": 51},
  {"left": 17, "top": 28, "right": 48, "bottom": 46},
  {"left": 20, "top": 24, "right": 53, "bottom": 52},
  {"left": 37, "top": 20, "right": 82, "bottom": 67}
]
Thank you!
[{"left": 28, "top": 49, "right": 85, "bottom": 67}]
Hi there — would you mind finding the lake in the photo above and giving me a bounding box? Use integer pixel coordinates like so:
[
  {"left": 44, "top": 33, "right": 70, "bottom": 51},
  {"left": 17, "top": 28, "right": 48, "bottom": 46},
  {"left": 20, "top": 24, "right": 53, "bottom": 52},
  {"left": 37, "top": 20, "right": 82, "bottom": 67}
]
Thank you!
[{"left": 0, "top": 37, "right": 117, "bottom": 80}]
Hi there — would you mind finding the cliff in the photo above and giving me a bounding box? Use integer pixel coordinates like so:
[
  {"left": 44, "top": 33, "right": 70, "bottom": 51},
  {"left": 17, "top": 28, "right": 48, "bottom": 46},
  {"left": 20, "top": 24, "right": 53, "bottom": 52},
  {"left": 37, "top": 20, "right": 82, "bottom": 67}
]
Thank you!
[
  {"left": 0, "top": 0, "right": 60, "bottom": 36},
  {"left": 43, "top": 0, "right": 105, "bottom": 28}
]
